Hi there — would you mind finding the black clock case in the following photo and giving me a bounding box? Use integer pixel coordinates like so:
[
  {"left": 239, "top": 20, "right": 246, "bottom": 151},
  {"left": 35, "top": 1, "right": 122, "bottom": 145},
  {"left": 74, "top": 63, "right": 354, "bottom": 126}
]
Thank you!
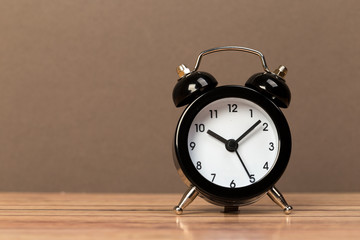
[{"left": 173, "top": 85, "right": 292, "bottom": 207}]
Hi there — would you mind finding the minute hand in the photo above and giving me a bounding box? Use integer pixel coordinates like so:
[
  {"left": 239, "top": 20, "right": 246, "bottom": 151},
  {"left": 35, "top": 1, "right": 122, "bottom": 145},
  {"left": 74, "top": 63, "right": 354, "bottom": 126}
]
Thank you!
[{"left": 235, "top": 120, "right": 261, "bottom": 143}]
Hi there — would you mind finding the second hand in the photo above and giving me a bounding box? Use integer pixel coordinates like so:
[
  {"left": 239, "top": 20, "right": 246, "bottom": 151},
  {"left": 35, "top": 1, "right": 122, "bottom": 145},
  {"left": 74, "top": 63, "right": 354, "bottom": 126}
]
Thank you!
[{"left": 235, "top": 149, "right": 252, "bottom": 179}]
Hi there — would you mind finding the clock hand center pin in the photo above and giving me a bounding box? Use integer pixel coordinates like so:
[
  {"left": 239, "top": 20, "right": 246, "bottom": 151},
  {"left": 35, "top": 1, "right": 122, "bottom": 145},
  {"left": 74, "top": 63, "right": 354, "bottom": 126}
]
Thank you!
[
  {"left": 207, "top": 119, "right": 261, "bottom": 152},
  {"left": 207, "top": 130, "right": 238, "bottom": 152}
]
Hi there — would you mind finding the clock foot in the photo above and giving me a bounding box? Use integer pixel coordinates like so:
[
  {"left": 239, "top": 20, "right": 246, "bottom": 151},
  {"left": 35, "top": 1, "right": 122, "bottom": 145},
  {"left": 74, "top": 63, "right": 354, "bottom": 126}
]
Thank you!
[
  {"left": 174, "top": 186, "right": 199, "bottom": 215},
  {"left": 267, "top": 186, "right": 293, "bottom": 215},
  {"left": 223, "top": 206, "right": 239, "bottom": 213}
]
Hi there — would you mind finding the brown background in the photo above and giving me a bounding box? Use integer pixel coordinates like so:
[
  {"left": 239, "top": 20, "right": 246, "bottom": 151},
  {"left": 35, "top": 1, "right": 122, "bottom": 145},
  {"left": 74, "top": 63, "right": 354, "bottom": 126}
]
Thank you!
[{"left": 0, "top": 0, "right": 359, "bottom": 193}]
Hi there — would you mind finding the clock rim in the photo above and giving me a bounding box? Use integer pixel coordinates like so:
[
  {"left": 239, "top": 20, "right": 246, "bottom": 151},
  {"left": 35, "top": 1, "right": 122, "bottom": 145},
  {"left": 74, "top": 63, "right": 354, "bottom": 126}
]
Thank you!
[{"left": 173, "top": 85, "right": 291, "bottom": 205}]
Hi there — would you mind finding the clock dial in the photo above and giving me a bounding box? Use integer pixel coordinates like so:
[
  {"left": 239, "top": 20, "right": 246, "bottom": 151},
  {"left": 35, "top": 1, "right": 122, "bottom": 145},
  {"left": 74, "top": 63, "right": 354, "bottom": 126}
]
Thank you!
[{"left": 187, "top": 97, "right": 279, "bottom": 188}]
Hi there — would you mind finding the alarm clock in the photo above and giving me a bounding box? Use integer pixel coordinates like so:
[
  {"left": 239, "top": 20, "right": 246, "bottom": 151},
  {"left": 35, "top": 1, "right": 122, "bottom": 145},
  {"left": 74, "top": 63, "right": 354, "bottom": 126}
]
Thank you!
[{"left": 172, "top": 46, "right": 293, "bottom": 214}]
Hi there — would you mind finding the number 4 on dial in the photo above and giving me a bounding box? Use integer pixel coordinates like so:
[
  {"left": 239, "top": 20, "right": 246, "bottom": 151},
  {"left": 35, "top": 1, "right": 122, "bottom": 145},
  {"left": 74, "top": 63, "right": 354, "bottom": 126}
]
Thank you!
[{"left": 263, "top": 162, "right": 269, "bottom": 170}]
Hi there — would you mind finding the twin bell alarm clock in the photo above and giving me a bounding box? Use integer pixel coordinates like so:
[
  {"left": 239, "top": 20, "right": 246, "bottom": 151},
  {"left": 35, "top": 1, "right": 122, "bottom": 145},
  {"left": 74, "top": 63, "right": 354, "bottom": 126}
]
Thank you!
[{"left": 171, "top": 46, "right": 293, "bottom": 214}]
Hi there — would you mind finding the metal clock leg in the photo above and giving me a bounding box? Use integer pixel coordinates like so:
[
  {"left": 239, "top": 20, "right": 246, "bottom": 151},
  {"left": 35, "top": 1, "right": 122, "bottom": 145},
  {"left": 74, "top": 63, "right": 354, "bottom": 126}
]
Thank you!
[
  {"left": 174, "top": 186, "right": 199, "bottom": 215},
  {"left": 267, "top": 186, "right": 293, "bottom": 214}
]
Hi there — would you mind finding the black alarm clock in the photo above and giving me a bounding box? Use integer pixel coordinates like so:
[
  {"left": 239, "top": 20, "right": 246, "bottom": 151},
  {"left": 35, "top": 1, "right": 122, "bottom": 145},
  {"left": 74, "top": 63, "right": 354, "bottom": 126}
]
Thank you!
[{"left": 172, "top": 46, "right": 293, "bottom": 214}]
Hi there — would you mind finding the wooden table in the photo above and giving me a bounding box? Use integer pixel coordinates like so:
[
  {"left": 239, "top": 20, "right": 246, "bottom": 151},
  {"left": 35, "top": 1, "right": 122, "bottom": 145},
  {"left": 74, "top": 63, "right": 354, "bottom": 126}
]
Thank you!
[{"left": 0, "top": 193, "right": 359, "bottom": 239}]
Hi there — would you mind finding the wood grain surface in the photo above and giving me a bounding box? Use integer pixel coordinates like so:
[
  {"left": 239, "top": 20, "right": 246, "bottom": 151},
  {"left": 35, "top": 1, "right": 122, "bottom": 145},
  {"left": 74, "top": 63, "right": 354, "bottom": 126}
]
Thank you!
[{"left": 0, "top": 193, "right": 359, "bottom": 239}]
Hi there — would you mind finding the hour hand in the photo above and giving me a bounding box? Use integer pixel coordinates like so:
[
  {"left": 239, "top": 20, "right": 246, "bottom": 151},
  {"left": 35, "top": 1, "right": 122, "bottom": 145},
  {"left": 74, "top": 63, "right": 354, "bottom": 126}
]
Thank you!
[{"left": 207, "top": 130, "right": 227, "bottom": 144}]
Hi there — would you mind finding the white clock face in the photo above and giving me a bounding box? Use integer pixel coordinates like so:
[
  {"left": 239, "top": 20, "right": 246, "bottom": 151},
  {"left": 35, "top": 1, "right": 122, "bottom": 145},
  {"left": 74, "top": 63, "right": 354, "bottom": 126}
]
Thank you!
[{"left": 188, "top": 97, "right": 279, "bottom": 188}]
